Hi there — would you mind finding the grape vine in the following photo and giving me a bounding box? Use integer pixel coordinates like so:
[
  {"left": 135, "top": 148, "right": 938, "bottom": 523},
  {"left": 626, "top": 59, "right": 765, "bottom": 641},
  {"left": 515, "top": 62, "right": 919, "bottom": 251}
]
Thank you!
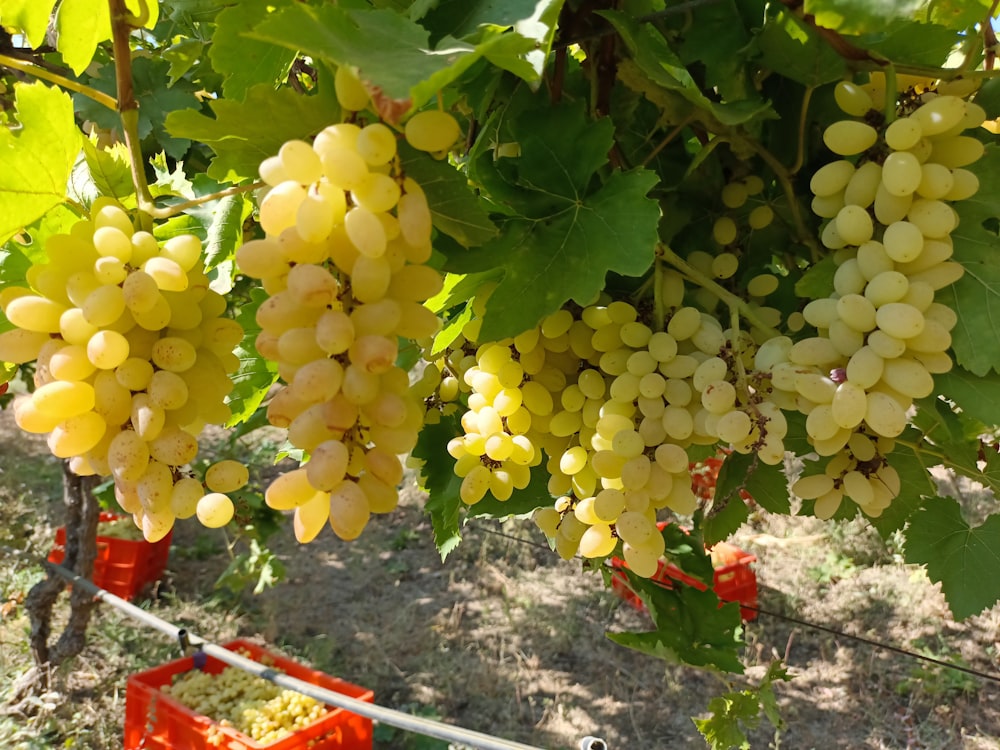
[{"left": 3, "top": 0, "right": 1000, "bottom": 722}]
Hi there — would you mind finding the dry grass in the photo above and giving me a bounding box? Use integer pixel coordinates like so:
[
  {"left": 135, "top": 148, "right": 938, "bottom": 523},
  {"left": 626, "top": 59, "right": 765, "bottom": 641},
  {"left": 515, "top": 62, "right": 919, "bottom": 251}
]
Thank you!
[{"left": 1, "top": 404, "right": 999, "bottom": 749}]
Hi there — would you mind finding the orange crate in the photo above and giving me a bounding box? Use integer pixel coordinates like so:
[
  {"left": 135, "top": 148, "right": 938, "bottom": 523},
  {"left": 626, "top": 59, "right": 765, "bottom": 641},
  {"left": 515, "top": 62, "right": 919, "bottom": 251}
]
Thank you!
[
  {"left": 610, "top": 526, "right": 758, "bottom": 621},
  {"left": 48, "top": 511, "right": 172, "bottom": 601},
  {"left": 124, "top": 638, "right": 374, "bottom": 750}
]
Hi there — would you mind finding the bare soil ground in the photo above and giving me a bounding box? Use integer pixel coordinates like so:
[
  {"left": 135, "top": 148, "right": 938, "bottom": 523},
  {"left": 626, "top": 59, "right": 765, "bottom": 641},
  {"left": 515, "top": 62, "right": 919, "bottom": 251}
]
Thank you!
[{"left": 1, "top": 406, "right": 999, "bottom": 750}]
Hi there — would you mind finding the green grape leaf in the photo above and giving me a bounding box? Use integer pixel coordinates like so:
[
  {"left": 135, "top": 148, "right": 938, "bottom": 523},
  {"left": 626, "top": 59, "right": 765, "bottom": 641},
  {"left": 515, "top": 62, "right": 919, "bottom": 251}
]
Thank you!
[
  {"left": 445, "top": 100, "right": 660, "bottom": 341},
  {"left": 399, "top": 144, "right": 498, "bottom": 247},
  {"left": 867, "top": 430, "right": 937, "bottom": 537},
  {"left": 163, "top": 39, "right": 206, "bottom": 86},
  {"left": 935, "top": 367, "right": 1000, "bottom": 427},
  {"left": 794, "top": 255, "right": 837, "bottom": 299},
  {"left": 693, "top": 661, "right": 790, "bottom": 749},
  {"left": 38, "top": 0, "right": 158, "bottom": 75},
  {"left": 802, "top": 0, "right": 924, "bottom": 34},
  {"left": 673, "top": 0, "right": 754, "bottom": 102},
  {"left": 75, "top": 57, "right": 199, "bottom": 161},
  {"left": 605, "top": 11, "right": 776, "bottom": 127},
  {"left": 0, "top": 242, "right": 31, "bottom": 286},
  {"left": 420, "top": 0, "right": 566, "bottom": 82},
  {"left": 904, "top": 497, "right": 1000, "bottom": 619},
  {"left": 165, "top": 79, "right": 340, "bottom": 183},
  {"left": 411, "top": 414, "right": 465, "bottom": 560},
  {"left": 226, "top": 287, "right": 279, "bottom": 427},
  {"left": 209, "top": 0, "right": 297, "bottom": 101},
  {"left": 702, "top": 494, "right": 751, "bottom": 547},
  {"left": 757, "top": 9, "right": 847, "bottom": 87},
  {"left": 54, "top": 0, "right": 111, "bottom": 76},
  {"left": 0, "top": 82, "right": 81, "bottom": 243},
  {"left": 845, "top": 21, "right": 961, "bottom": 67},
  {"left": 607, "top": 568, "right": 744, "bottom": 672},
  {"left": 663, "top": 523, "right": 715, "bottom": 585},
  {"left": 0, "top": 0, "right": 57, "bottom": 48},
  {"left": 938, "top": 144, "right": 1000, "bottom": 375},
  {"left": 249, "top": 5, "right": 485, "bottom": 110},
  {"left": 693, "top": 691, "right": 759, "bottom": 749},
  {"left": 79, "top": 138, "right": 134, "bottom": 203},
  {"left": 721, "top": 452, "right": 791, "bottom": 516}
]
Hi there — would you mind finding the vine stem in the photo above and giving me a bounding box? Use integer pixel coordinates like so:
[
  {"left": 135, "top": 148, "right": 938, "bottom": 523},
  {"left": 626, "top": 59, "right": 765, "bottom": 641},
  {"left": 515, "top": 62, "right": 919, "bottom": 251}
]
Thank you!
[
  {"left": 728, "top": 302, "right": 750, "bottom": 403},
  {"left": 0, "top": 53, "right": 117, "bottom": 111},
  {"left": 109, "top": 0, "right": 256, "bottom": 220},
  {"left": 882, "top": 65, "right": 898, "bottom": 125},
  {"left": 109, "top": 0, "right": 156, "bottom": 214},
  {"left": 788, "top": 86, "right": 814, "bottom": 176},
  {"left": 657, "top": 244, "right": 783, "bottom": 340},
  {"left": 641, "top": 116, "right": 693, "bottom": 169}
]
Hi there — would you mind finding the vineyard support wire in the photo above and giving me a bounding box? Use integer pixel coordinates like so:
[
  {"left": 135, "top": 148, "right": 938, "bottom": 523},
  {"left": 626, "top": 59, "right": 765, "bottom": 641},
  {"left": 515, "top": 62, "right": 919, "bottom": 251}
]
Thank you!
[
  {"left": 1, "top": 545, "right": 547, "bottom": 750},
  {"left": 464, "top": 524, "right": 1000, "bottom": 686}
]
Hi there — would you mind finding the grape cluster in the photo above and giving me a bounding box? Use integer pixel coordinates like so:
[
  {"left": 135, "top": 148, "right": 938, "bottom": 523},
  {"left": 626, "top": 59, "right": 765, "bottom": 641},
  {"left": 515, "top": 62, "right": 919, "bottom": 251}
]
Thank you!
[
  {"left": 434, "top": 297, "right": 797, "bottom": 577},
  {"left": 240, "top": 113, "right": 458, "bottom": 542},
  {"left": 161, "top": 662, "right": 325, "bottom": 744},
  {"left": 0, "top": 202, "right": 246, "bottom": 540},
  {"left": 784, "top": 80, "right": 982, "bottom": 518}
]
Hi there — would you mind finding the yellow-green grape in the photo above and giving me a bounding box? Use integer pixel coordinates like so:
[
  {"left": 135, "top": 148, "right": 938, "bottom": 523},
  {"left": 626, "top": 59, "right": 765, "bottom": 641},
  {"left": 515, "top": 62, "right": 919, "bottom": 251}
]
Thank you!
[
  {"left": 834, "top": 205, "right": 874, "bottom": 245},
  {"left": 720, "top": 181, "right": 748, "bottom": 209},
  {"left": 881, "top": 151, "right": 922, "bottom": 197},
  {"left": 334, "top": 65, "right": 370, "bottom": 111},
  {"left": 748, "top": 205, "right": 774, "bottom": 230},
  {"left": 833, "top": 81, "right": 874, "bottom": 117},
  {"left": 823, "top": 120, "right": 878, "bottom": 156},
  {"left": 196, "top": 492, "right": 235, "bottom": 528},
  {"left": 355, "top": 123, "right": 397, "bottom": 166},
  {"left": 810, "top": 160, "right": 855, "bottom": 197},
  {"left": 404, "top": 110, "right": 461, "bottom": 153},
  {"left": 171, "top": 477, "right": 204, "bottom": 519},
  {"left": 48, "top": 412, "right": 107, "bottom": 458},
  {"left": 712, "top": 216, "right": 738, "bottom": 245},
  {"left": 711, "top": 252, "right": 740, "bottom": 279},
  {"left": 32, "top": 380, "right": 96, "bottom": 418},
  {"left": 205, "top": 460, "right": 250, "bottom": 493},
  {"left": 884, "top": 117, "right": 922, "bottom": 151},
  {"left": 328, "top": 479, "right": 370, "bottom": 540}
]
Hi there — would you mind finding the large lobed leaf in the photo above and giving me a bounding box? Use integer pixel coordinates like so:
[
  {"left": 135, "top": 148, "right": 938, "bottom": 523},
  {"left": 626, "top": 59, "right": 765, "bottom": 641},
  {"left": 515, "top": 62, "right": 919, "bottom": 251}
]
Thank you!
[
  {"left": 166, "top": 78, "right": 341, "bottom": 183},
  {"left": 904, "top": 497, "right": 1000, "bottom": 619},
  {"left": 446, "top": 99, "right": 660, "bottom": 341},
  {"left": 226, "top": 287, "right": 279, "bottom": 427},
  {"left": 0, "top": 82, "right": 81, "bottom": 243}
]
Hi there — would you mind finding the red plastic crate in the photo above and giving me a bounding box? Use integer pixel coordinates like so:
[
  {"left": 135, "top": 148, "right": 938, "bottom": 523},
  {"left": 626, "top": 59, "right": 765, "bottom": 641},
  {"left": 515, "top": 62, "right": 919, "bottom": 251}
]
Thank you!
[
  {"left": 610, "top": 527, "right": 758, "bottom": 621},
  {"left": 124, "top": 638, "right": 374, "bottom": 750},
  {"left": 48, "top": 511, "right": 172, "bottom": 601}
]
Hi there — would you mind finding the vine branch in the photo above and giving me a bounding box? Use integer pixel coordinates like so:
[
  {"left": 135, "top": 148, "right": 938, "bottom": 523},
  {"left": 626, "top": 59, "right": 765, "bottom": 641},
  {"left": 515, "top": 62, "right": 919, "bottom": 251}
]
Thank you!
[
  {"left": 0, "top": 53, "right": 117, "bottom": 111},
  {"left": 657, "top": 244, "right": 783, "bottom": 340}
]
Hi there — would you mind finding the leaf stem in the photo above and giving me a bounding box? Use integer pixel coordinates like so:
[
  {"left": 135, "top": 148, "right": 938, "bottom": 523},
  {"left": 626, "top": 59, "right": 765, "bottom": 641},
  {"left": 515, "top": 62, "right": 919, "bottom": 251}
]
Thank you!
[
  {"left": 151, "top": 182, "right": 263, "bottom": 219},
  {"left": 882, "top": 65, "right": 897, "bottom": 125},
  {"left": 0, "top": 53, "right": 117, "bottom": 111},
  {"left": 657, "top": 244, "right": 783, "bottom": 340},
  {"left": 641, "top": 116, "right": 693, "bottom": 169},
  {"left": 789, "top": 86, "right": 814, "bottom": 176}
]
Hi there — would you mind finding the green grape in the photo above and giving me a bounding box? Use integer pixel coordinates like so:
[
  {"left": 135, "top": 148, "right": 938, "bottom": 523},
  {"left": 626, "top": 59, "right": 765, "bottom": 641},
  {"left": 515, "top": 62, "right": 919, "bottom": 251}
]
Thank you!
[{"left": 197, "top": 492, "right": 235, "bottom": 528}]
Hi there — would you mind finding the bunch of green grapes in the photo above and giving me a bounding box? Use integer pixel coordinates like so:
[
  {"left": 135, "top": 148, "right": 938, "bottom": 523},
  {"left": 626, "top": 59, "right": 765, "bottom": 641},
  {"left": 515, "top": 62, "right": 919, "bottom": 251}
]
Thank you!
[
  {"left": 240, "top": 108, "right": 460, "bottom": 543},
  {"left": 0, "top": 202, "right": 247, "bottom": 540},
  {"left": 161, "top": 663, "right": 325, "bottom": 743},
  {"left": 780, "top": 79, "right": 982, "bottom": 518},
  {"left": 434, "top": 290, "right": 798, "bottom": 577}
]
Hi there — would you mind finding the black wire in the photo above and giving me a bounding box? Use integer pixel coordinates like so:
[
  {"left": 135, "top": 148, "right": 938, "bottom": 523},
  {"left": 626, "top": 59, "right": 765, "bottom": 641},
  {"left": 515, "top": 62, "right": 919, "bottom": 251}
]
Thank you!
[
  {"left": 465, "top": 524, "right": 1000, "bottom": 685},
  {"left": 745, "top": 603, "right": 1000, "bottom": 684}
]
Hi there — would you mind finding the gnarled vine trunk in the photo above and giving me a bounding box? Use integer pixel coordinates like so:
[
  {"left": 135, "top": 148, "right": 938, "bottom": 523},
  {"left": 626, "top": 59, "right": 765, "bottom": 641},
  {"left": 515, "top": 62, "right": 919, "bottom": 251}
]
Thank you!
[{"left": 8, "top": 462, "right": 101, "bottom": 707}]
